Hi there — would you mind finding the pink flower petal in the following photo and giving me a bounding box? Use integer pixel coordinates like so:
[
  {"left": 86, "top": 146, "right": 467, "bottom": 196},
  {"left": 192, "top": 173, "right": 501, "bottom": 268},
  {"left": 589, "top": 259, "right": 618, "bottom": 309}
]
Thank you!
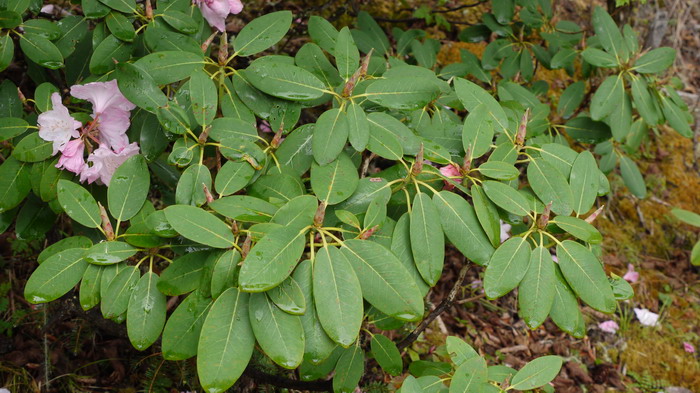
[
  {"left": 56, "top": 139, "right": 86, "bottom": 174},
  {"left": 195, "top": 0, "right": 235, "bottom": 31},
  {"left": 80, "top": 143, "right": 140, "bottom": 186},
  {"left": 97, "top": 107, "right": 132, "bottom": 152},
  {"left": 623, "top": 263, "right": 639, "bottom": 283},
  {"left": 70, "top": 80, "right": 135, "bottom": 115},
  {"left": 598, "top": 320, "right": 619, "bottom": 334},
  {"left": 37, "top": 93, "right": 82, "bottom": 155},
  {"left": 683, "top": 342, "right": 695, "bottom": 353}
]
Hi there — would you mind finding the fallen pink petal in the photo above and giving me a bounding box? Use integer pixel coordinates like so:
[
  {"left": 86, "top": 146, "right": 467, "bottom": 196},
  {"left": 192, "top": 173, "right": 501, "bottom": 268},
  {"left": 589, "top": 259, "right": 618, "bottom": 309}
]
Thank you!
[
  {"left": 623, "top": 264, "right": 639, "bottom": 283},
  {"left": 598, "top": 320, "right": 619, "bottom": 334},
  {"left": 683, "top": 342, "right": 695, "bottom": 353},
  {"left": 633, "top": 308, "right": 659, "bottom": 327}
]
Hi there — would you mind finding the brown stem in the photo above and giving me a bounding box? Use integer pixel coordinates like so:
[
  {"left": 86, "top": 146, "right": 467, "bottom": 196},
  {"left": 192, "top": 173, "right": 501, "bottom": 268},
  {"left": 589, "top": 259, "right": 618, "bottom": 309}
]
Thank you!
[
  {"left": 397, "top": 262, "right": 471, "bottom": 351},
  {"left": 243, "top": 367, "right": 332, "bottom": 391}
]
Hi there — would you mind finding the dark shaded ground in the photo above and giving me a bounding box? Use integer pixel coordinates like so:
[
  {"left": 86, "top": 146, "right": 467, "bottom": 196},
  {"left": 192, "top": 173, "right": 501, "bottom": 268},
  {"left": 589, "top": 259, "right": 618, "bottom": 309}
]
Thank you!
[{"left": 2, "top": 0, "right": 700, "bottom": 392}]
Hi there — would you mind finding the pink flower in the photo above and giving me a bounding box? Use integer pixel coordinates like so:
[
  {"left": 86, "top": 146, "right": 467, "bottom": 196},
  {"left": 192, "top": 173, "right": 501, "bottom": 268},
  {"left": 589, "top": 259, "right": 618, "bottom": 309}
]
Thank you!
[
  {"left": 598, "top": 320, "right": 619, "bottom": 334},
  {"left": 499, "top": 220, "right": 511, "bottom": 243},
  {"left": 37, "top": 93, "right": 82, "bottom": 155},
  {"left": 439, "top": 164, "right": 461, "bottom": 191},
  {"left": 80, "top": 143, "right": 140, "bottom": 186},
  {"left": 195, "top": 0, "right": 244, "bottom": 32},
  {"left": 70, "top": 80, "right": 135, "bottom": 151},
  {"left": 623, "top": 264, "right": 639, "bottom": 283},
  {"left": 56, "top": 139, "right": 85, "bottom": 174},
  {"left": 683, "top": 342, "right": 695, "bottom": 353}
]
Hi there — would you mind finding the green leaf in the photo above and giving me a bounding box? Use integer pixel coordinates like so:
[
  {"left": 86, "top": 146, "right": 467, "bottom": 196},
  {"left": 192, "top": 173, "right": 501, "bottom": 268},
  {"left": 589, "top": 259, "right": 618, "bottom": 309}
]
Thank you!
[
  {"left": 189, "top": 69, "right": 218, "bottom": 126},
  {"left": 19, "top": 33, "right": 63, "bottom": 69},
  {"left": 527, "top": 158, "right": 574, "bottom": 216},
  {"left": 367, "top": 118, "right": 404, "bottom": 160},
  {"left": 482, "top": 180, "right": 529, "bottom": 216},
  {"left": 311, "top": 152, "right": 359, "bottom": 205},
  {"left": 249, "top": 292, "right": 304, "bottom": 369},
  {"left": 296, "top": 42, "right": 342, "bottom": 88},
  {"left": 365, "top": 77, "right": 440, "bottom": 110},
  {"left": 233, "top": 11, "right": 292, "bottom": 56},
  {"left": 449, "top": 356, "right": 488, "bottom": 393},
  {"left": 268, "top": 276, "right": 306, "bottom": 315},
  {"left": 38, "top": 236, "right": 92, "bottom": 264},
  {"left": 346, "top": 101, "right": 370, "bottom": 151},
  {"left": 79, "top": 264, "right": 102, "bottom": 310},
  {"left": 553, "top": 216, "right": 602, "bottom": 244},
  {"left": 590, "top": 74, "right": 623, "bottom": 121},
  {"left": 215, "top": 161, "right": 254, "bottom": 196},
  {"left": 293, "top": 260, "right": 336, "bottom": 364},
  {"left": 371, "top": 334, "right": 402, "bottom": 376},
  {"left": 556, "top": 240, "right": 616, "bottom": 313},
  {"left": 333, "top": 345, "right": 365, "bottom": 393},
  {"left": 162, "top": 290, "right": 212, "bottom": 360},
  {"left": 274, "top": 124, "right": 314, "bottom": 176},
  {"left": 105, "top": 12, "right": 135, "bottom": 42},
  {"left": 0, "top": 10, "right": 22, "bottom": 28},
  {"left": 308, "top": 15, "right": 338, "bottom": 53},
  {"left": 391, "top": 214, "right": 430, "bottom": 296},
  {"left": 483, "top": 237, "right": 531, "bottom": 299},
  {"left": 126, "top": 272, "right": 166, "bottom": 350},
  {"left": 197, "top": 288, "right": 254, "bottom": 393},
  {"left": 558, "top": 81, "right": 584, "bottom": 119},
  {"left": 0, "top": 34, "right": 14, "bottom": 73},
  {"left": 367, "top": 112, "right": 421, "bottom": 155},
  {"left": 238, "top": 225, "right": 307, "bottom": 292},
  {"left": 101, "top": 265, "right": 140, "bottom": 318},
  {"left": 471, "top": 185, "right": 501, "bottom": 247},
  {"left": 462, "top": 109, "right": 494, "bottom": 159},
  {"left": 175, "top": 164, "right": 212, "bottom": 207},
  {"left": 24, "top": 248, "right": 87, "bottom": 304},
  {"left": 0, "top": 157, "right": 31, "bottom": 213},
  {"left": 569, "top": 151, "right": 599, "bottom": 214},
  {"left": 550, "top": 266, "right": 586, "bottom": 337},
  {"left": 13, "top": 133, "right": 52, "bottom": 162},
  {"left": 161, "top": 9, "right": 197, "bottom": 34},
  {"left": 581, "top": 47, "right": 618, "bottom": 68},
  {"left": 433, "top": 191, "right": 495, "bottom": 265},
  {"left": 446, "top": 336, "right": 479, "bottom": 366},
  {"left": 107, "top": 154, "right": 150, "bottom": 221},
  {"left": 671, "top": 208, "right": 700, "bottom": 227},
  {"left": 98, "top": 0, "right": 136, "bottom": 13},
  {"left": 56, "top": 180, "right": 101, "bottom": 228},
  {"left": 619, "top": 155, "right": 646, "bottom": 198},
  {"left": 210, "top": 250, "right": 241, "bottom": 299},
  {"left": 209, "top": 195, "right": 278, "bottom": 223},
  {"left": 246, "top": 60, "right": 326, "bottom": 101},
  {"left": 410, "top": 192, "right": 444, "bottom": 286},
  {"left": 335, "top": 26, "right": 359, "bottom": 80},
  {"left": 633, "top": 47, "right": 675, "bottom": 73},
  {"left": 592, "top": 6, "right": 627, "bottom": 62},
  {"left": 510, "top": 356, "right": 563, "bottom": 390},
  {"left": 609, "top": 92, "right": 632, "bottom": 141},
  {"left": 313, "top": 108, "right": 349, "bottom": 165},
  {"left": 518, "top": 246, "right": 555, "bottom": 329},
  {"left": 134, "top": 51, "right": 204, "bottom": 85},
  {"left": 164, "top": 205, "right": 235, "bottom": 248},
  {"left": 158, "top": 251, "right": 212, "bottom": 295},
  {"left": 565, "top": 116, "right": 612, "bottom": 144},
  {"left": 90, "top": 34, "right": 132, "bottom": 74},
  {"left": 115, "top": 62, "right": 167, "bottom": 113},
  {"left": 661, "top": 96, "right": 693, "bottom": 138},
  {"left": 477, "top": 161, "right": 519, "bottom": 180},
  {"left": 270, "top": 195, "right": 317, "bottom": 231},
  {"left": 85, "top": 241, "right": 138, "bottom": 265},
  {"left": 341, "top": 239, "right": 424, "bottom": 321},
  {"left": 314, "top": 246, "right": 363, "bottom": 347},
  {"left": 630, "top": 77, "right": 659, "bottom": 125},
  {"left": 454, "top": 78, "right": 508, "bottom": 133}
]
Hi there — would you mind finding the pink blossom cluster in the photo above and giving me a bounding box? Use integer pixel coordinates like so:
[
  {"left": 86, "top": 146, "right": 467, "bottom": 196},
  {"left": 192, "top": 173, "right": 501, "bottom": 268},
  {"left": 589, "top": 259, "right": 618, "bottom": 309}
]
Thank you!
[
  {"left": 37, "top": 80, "right": 139, "bottom": 186},
  {"left": 194, "top": 0, "right": 243, "bottom": 32}
]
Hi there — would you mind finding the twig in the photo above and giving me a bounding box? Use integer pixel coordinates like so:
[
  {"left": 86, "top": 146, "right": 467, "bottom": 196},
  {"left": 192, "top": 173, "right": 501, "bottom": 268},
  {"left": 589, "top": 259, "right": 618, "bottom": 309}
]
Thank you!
[
  {"left": 397, "top": 262, "right": 471, "bottom": 351},
  {"left": 243, "top": 366, "right": 332, "bottom": 391}
]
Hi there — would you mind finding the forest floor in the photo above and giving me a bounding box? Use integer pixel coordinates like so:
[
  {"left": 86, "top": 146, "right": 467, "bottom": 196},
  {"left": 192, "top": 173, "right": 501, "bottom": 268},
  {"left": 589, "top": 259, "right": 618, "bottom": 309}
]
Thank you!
[{"left": 2, "top": 0, "right": 700, "bottom": 392}]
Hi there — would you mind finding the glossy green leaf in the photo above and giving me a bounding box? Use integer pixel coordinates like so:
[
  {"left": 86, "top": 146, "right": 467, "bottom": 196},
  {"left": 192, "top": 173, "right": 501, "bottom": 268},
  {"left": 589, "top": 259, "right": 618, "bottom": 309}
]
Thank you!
[
  {"left": 510, "top": 356, "right": 563, "bottom": 390},
  {"left": 161, "top": 9, "right": 197, "bottom": 34},
  {"left": 365, "top": 77, "right": 440, "bottom": 110},
  {"left": 13, "top": 133, "right": 52, "bottom": 162},
  {"left": 558, "top": 81, "right": 584, "bottom": 119},
  {"left": 313, "top": 108, "right": 349, "bottom": 165},
  {"left": 518, "top": 246, "right": 555, "bottom": 329},
  {"left": 550, "top": 266, "right": 586, "bottom": 337},
  {"left": 25, "top": 248, "right": 87, "bottom": 304},
  {"left": 471, "top": 185, "right": 500, "bottom": 247},
  {"left": 592, "top": 6, "right": 627, "bottom": 62},
  {"left": 590, "top": 74, "right": 623, "bottom": 121},
  {"left": 176, "top": 164, "right": 212, "bottom": 207},
  {"left": 38, "top": 236, "right": 92, "bottom": 264},
  {"left": 238, "top": 225, "right": 307, "bottom": 292},
  {"left": 101, "top": 265, "right": 140, "bottom": 318},
  {"left": 314, "top": 246, "right": 363, "bottom": 347},
  {"left": 134, "top": 51, "right": 204, "bottom": 85},
  {"left": 98, "top": 0, "right": 136, "bottom": 13},
  {"left": 79, "top": 264, "right": 102, "bottom": 310},
  {"left": 19, "top": 33, "right": 63, "bottom": 69},
  {"left": 554, "top": 216, "right": 602, "bottom": 244},
  {"left": 189, "top": 69, "right": 218, "bottom": 126},
  {"left": 341, "top": 239, "right": 424, "bottom": 321},
  {"left": 371, "top": 334, "right": 402, "bottom": 376},
  {"left": 56, "top": 180, "right": 101, "bottom": 228},
  {"left": 346, "top": 101, "right": 370, "bottom": 152},
  {"left": 162, "top": 290, "right": 212, "bottom": 360},
  {"left": 246, "top": 60, "right": 326, "bottom": 101},
  {"left": 197, "top": 288, "right": 254, "bottom": 392},
  {"left": 311, "top": 152, "right": 359, "bottom": 205},
  {"left": 333, "top": 345, "right": 365, "bottom": 393},
  {"left": 105, "top": 12, "right": 135, "bottom": 42},
  {"left": 630, "top": 77, "right": 659, "bottom": 125},
  {"left": 633, "top": 47, "right": 675, "bottom": 73},
  {"left": 90, "top": 34, "right": 131, "bottom": 74},
  {"left": 249, "top": 292, "right": 304, "bottom": 369},
  {"left": 158, "top": 251, "right": 212, "bottom": 295},
  {"left": 478, "top": 161, "right": 519, "bottom": 180},
  {"left": 293, "top": 260, "right": 336, "bottom": 364},
  {"left": 671, "top": 208, "right": 700, "bottom": 227},
  {"left": 164, "top": 205, "right": 235, "bottom": 248},
  {"left": 410, "top": 192, "right": 444, "bottom": 286},
  {"left": 446, "top": 336, "right": 479, "bottom": 367},
  {"left": 335, "top": 26, "right": 359, "bottom": 79},
  {"left": 85, "top": 241, "right": 138, "bottom": 265},
  {"left": 268, "top": 276, "right": 306, "bottom": 315},
  {"left": 483, "top": 237, "right": 531, "bottom": 299},
  {"left": 462, "top": 109, "right": 494, "bottom": 159},
  {"left": 556, "top": 240, "right": 615, "bottom": 313},
  {"left": 454, "top": 78, "right": 508, "bottom": 133},
  {"left": 107, "top": 154, "right": 150, "bottom": 221},
  {"left": 569, "top": 151, "right": 599, "bottom": 214},
  {"left": 581, "top": 47, "right": 618, "bottom": 68},
  {"left": 433, "top": 191, "right": 494, "bottom": 265},
  {"left": 527, "top": 158, "right": 573, "bottom": 216},
  {"left": 233, "top": 11, "right": 292, "bottom": 56},
  {"left": 126, "top": 272, "right": 166, "bottom": 350},
  {"left": 661, "top": 96, "right": 692, "bottom": 138},
  {"left": 449, "top": 356, "right": 488, "bottom": 393}
]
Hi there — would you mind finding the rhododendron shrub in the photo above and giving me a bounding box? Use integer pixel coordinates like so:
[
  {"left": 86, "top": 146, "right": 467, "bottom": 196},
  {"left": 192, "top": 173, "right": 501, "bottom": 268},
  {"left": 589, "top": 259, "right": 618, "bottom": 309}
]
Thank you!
[{"left": 0, "top": 0, "right": 692, "bottom": 391}]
